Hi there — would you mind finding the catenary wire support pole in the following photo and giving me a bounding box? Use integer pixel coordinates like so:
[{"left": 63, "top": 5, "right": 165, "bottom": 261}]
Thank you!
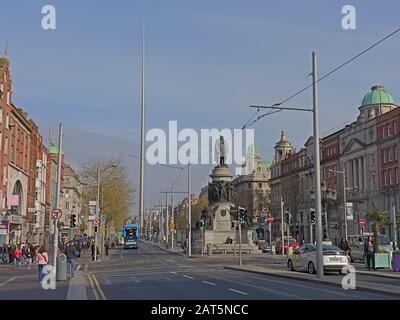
[
  {"left": 248, "top": 51, "right": 324, "bottom": 277},
  {"left": 188, "top": 163, "right": 192, "bottom": 257},
  {"left": 53, "top": 123, "right": 63, "bottom": 280},
  {"left": 95, "top": 167, "right": 100, "bottom": 262},
  {"left": 139, "top": 18, "right": 145, "bottom": 235},
  {"left": 312, "top": 51, "right": 324, "bottom": 279},
  {"left": 281, "top": 197, "right": 284, "bottom": 256}
]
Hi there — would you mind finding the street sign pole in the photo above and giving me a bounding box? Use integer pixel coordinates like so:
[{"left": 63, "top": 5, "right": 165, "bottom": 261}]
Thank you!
[
  {"left": 269, "top": 222, "right": 272, "bottom": 255},
  {"left": 53, "top": 123, "right": 63, "bottom": 281},
  {"left": 239, "top": 220, "right": 242, "bottom": 266}
]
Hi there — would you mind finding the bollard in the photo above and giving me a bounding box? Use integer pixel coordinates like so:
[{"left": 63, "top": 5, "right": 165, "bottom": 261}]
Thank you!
[
  {"left": 207, "top": 243, "right": 212, "bottom": 256},
  {"left": 56, "top": 253, "right": 67, "bottom": 281}
]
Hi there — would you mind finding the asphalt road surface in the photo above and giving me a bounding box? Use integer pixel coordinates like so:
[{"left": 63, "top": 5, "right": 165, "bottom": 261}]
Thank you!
[{"left": 86, "top": 242, "right": 399, "bottom": 300}]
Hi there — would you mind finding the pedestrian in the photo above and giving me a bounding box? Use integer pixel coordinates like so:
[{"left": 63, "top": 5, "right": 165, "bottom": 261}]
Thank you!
[
  {"left": 12, "top": 246, "right": 22, "bottom": 269},
  {"left": 35, "top": 247, "right": 48, "bottom": 283},
  {"left": 30, "top": 243, "right": 36, "bottom": 265},
  {"left": 26, "top": 245, "right": 32, "bottom": 269},
  {"left": 364, "top": 236, "right": 375, "bottom": 270},
  {"left": 104, "top": 239, "right": 109, "bottom": 256},
  {"left": 65, "top": 241, "right": 77, "bottom": 278},
  {"left": 339, "top": 237, "right": 352, "bottom": 262},
  {"left": 91, "top": 242, "right": 95, "bottom": 261}
]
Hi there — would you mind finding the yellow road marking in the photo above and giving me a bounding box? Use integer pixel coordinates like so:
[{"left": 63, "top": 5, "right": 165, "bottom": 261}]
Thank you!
[
  {"left": 88, "top": 274, "right": 100, "bottom": 300},
  {"left": 91, "top": 274, "right": 107, "bottom": 300}
]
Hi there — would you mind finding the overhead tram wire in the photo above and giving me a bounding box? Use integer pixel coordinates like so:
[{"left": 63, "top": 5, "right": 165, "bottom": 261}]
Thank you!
[{"left": 242, "top": 25, "right": 400, "bottom": 130}]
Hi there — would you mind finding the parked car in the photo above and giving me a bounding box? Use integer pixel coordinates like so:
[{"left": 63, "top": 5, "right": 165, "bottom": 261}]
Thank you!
[
  {"left": 348, "top": 233, "right": 393, "bottom": 262},
  {"left": 275, "top": 237, "right": 300, "bottom": 254},
  {"left": 259, "top": 242, "right": 271, "bottom": 253},
  {"left": 287, "top": 243, "right": 350, "bottom": 274}
]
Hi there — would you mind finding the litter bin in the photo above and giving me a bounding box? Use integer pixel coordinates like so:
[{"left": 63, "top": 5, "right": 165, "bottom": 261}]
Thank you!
[
  {"left": 207, "top": 244, "right": 213, "bottom": 256},
  {"left": 56, "top": 253, "right": 67, "bottom": 281}
]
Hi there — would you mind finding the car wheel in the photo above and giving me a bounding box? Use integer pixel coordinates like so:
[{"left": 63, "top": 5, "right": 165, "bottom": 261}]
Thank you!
[
  {"left": 287, "top": 259, "right": 295, "bottom": 271},
  {"left": 308, "top": 262, "right": 316, "bottom": 274}
]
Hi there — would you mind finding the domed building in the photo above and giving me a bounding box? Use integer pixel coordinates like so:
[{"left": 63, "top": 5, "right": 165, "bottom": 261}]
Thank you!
[{"left": 358, "top": 85, "right": 397, "bottom": 121}]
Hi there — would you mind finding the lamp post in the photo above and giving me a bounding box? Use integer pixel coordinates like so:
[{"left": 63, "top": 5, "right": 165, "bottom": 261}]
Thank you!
[
  {"left": 329, "top": 168, "right": 348, "bottom": 241},
  {"left": 95, "top": 163, "right": 117, "bottom": 262}
]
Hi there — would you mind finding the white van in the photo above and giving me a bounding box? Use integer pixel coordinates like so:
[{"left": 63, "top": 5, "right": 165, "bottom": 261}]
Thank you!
[{"left": 348, "top": 233, "right": 393, "bottom": 262}]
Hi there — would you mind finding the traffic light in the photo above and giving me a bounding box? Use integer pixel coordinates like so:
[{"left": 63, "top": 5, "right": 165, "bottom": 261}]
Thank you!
[
  {"left": 231, "top": 221, "right": 236, "bottom": 230},
  {"left": 309, "top": 209, "right": 316, "bottom": 224},
  {"left": 94, "top": 226, "right": 98, "bottom": 233},
  {"left": 239, "top": 207, "right": 246, "bottom": 223},
  {"left": 70, "top": 214, "right": 76, "bottom": 228},
  {"left": 284, "top": 210, "right": 291, "bottom": 224}
]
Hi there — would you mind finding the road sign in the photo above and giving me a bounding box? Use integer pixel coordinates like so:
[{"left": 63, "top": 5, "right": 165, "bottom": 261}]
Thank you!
[
  {"left": 93, "top": 218, "right": 100, "bottom": 225},
  {"left": 51, "top": 209, "right": 62, "bottom": 220},
  {"left": 266, "top": 216, "right": 274, "bottom": 223},
  {"left": 359, "top": 218, "right": 365, "bottom": 226}
]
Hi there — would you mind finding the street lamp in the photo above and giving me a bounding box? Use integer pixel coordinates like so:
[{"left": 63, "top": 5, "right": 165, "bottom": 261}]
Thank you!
[
  {"left": 329, "top": 168, "right": 348, "bottom": 241},
  {"left": 95, "top": 163, "right": 118, "bottom": 261}
]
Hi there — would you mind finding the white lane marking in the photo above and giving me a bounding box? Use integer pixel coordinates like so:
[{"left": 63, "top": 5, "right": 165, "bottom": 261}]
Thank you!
[
  {"left": 228, "top": 288, "right": 248, "bottom": 295},
  {"left": 164, "top": 277, "right": 172, "bottom": 281},
  {"left": 104, "top": 277, "right": 112, "bottom": 285},
  {"left": 183, "top": 275, "right": 194, "bottom": 279},
  {"left": 245, "top": 274, "right": 363, "bottom": 299},
  {"left": 120, "top": 250, "right": 124, "bottom": 261},
  {"left": 170, "top": 271, "right": 178, "bottom": 275},
  {"left": 177, "top": 265, "right": 195, "bottom": 268},
  {"left": 0, "top": 277, "right": 17, "bottom": 288},
  {"left": 76, "top": 264, "right": 81, "bottom": 271},
  {"left": 131, "top": 276, "right": 141, "bottom": 283},
  {"left": 207, "top": 274, "right": 307, "bottom": 300},
  {"left": 202, "top": 281, "right": 216, "bottom": 286}
]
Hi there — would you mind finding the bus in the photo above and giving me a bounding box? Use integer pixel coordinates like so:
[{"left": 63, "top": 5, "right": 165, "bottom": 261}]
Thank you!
[{"left": 123, "top": 223, "right": 139, "bottom": 249}]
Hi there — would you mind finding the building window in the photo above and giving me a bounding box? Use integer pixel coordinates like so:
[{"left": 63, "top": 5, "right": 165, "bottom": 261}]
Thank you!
[
  {"left": 0, "top": 83, "right": 3, "bottom": 100},
  {"left": 258, "top": 183, "right": 262, "bottom": 189},
  {"left": 65, "top": 202, "right": 70, "bottom": 210},
  {"left": 383, "top": 149, "right": 387, "bottom": 164},
  {"left": 6, "top": 91, "right": 10, "bottom": 105}
]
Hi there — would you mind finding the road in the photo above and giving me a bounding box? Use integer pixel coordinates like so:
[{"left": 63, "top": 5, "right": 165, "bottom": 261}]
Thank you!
[{"left": 86, "top": 242, "right": 399, "bottom": 300}]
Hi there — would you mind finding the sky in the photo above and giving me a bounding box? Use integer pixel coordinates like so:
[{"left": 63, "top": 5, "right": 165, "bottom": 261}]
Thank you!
[{"left": 1, "top": 0, "right": 400, "bottom": 213}]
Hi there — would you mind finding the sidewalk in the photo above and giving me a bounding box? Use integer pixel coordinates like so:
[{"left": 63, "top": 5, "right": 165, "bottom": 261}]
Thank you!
[{"left": 225, "top": 264, "right": 400, "bottom": 296}]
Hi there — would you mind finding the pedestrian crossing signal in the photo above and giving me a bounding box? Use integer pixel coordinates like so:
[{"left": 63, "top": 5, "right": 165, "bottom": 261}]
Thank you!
[{"left": 70, "top": 214, "right": 76, "bottom": 228}]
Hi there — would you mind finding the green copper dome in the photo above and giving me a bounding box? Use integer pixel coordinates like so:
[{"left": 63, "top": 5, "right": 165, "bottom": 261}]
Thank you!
[
  {"left": 48, "top": 143, "right": 64, "bottom": 155},
  {"left": 361, "top": 85, "right": 395, "bottom": 108}
]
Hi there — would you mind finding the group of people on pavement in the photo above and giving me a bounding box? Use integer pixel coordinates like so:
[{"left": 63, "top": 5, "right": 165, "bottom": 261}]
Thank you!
[{"left": 1, "top": 243, "right": 36, "bottom": 269}]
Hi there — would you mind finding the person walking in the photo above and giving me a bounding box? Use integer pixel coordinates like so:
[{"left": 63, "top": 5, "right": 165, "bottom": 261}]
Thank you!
[
  {"left": 36, "top": 247, "right": 48, "bottom": 283},
  {"left": 65, "top": 241, "right": 78, "bottom": 278},
  {"left": 91, "top": 241, "right": 95, "bottom": 261},
  {"left": 12, "top": 246, "right": 22, "bottom": 269},
  {"left": 26, "top": 245, "right": 32, "bottom": 269},
  {"left": 364, "top": 236, "right": 375, "bottom": 270},
  {"left": 104, "top": 239, "right": 110, "bottom": 256},
  {"left": 339, "top": 237, "right": 352, "bottom": 262}
]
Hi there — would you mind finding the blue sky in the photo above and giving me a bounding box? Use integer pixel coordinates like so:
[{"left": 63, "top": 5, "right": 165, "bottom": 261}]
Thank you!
[{"left": 1, "top": 0, "right": 400, "bottom": 212}]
